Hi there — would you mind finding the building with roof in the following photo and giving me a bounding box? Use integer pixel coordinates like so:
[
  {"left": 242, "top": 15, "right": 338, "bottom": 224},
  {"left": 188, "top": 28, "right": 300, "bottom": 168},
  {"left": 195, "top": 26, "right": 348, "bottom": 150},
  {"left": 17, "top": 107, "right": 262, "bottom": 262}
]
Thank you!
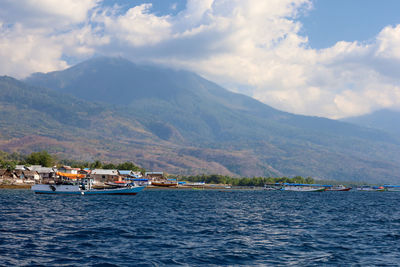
[
  {"left": 118, "top": 170, "right": 133, "bottom": 177},
  {"left": 58, "top": 166, "right": 80, "bottom": 174},
  {"left": 15, "top": 165, "right": 26, "bottom": 170},
  {"left": 14, "top": 170, "right": 39, "bottom": 184},
  {"left": 90, "top": 169, "right": 119, "bottom": 184},
  {"left": 145, "top": 172, "right": 164, "bottom": 180},
  {"left": 26, "top": 165, "right": 56, "bottom": 181},
  {"left": 0, "top": 169, "right": 16, "bottom": 180}
]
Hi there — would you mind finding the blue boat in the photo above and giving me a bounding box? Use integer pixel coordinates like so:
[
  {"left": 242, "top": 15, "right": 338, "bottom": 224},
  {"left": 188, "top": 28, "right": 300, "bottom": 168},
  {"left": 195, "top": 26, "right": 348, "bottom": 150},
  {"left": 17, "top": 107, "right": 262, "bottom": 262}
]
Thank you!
[
  {"left": 383, "top": 185, "right": 400, "bottom": 192},
  {"left": 31, "top": 177, "right": 145, "bottom": 195}
]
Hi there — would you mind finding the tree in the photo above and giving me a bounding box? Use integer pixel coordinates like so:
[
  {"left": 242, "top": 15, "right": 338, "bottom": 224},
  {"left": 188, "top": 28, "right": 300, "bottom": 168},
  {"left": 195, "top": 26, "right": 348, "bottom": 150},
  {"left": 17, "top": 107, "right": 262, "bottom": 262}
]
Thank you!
[
  {"left": 25, "top": 151, "right": 54, "bottom": 167},
  {"left": 116, "top": 162, "right": 145, "bottom": 173},
  {"left": 103, "top": 163, "right": 117, "bottom": 169},
  {"left": 305, "top": 177, "right": 315, "bottom": 184},
  {"left": 0, "top": 159, "right": 12, "bottom": 169},
  {"left": 292, "top": 176, "right": 305, "bottom": 184},
  {"left": 90, "top": 160, "right": 102, "bottom": 169}
]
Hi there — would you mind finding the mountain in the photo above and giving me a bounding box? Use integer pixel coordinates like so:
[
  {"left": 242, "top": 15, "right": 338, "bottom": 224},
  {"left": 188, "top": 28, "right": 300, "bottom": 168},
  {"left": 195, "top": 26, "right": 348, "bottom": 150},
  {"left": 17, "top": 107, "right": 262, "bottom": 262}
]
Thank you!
[
  {"left": 26, "top": 57, "right": 286, "bottom": 144},
  {"left": 0, "top": 75, "right": 254, "bottom": 175},
  {"left": 342, "top": 109, "right": 400, "bottom": 135},
  {"left": 1, "top": 57, "right": 399, "bottom": 183},
  {"left": 0, "top": 76, "right": 155, "bottom": 158}
]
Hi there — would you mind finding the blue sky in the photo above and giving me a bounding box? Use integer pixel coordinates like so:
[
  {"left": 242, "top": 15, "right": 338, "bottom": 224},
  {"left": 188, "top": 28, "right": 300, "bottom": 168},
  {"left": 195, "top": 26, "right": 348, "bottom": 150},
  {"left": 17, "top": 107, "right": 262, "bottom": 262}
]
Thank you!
[
  {"left": 301, "top": 0, "right": 400, "bottom": 48},
  {"left": 1, "top": 0, "right": 400, "bottom": 118},
  {"left": 101, "top": 0, "right": 187, "bottom": 15},
  {"left": 100, "top": 0, "right": 400, "bottom": 49}
]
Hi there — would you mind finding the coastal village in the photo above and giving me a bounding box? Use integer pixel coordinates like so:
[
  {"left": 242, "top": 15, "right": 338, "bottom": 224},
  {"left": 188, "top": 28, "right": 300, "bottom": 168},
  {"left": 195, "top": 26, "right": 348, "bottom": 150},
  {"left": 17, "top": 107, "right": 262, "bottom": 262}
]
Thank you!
[
  {"left": 0, "top": 165, "right": 171, "bottom": 187},
  {"left": 1, "top": 164, "right": 399, "bottom": 192}
]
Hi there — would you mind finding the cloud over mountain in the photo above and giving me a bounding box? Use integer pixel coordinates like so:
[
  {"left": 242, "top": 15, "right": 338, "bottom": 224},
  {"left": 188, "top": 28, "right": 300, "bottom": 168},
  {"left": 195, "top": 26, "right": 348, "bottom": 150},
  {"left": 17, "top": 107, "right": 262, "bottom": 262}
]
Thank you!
[{"left": 1, "top": 0, "right": 400, "bottom": 118}]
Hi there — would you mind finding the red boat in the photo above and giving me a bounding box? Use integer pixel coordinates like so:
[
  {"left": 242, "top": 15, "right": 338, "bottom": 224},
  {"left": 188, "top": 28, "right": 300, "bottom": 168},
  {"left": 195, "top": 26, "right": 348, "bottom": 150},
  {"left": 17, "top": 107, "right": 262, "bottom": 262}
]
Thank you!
[{"left": 326, "top": 185, "right": 352, "bottom": 191}]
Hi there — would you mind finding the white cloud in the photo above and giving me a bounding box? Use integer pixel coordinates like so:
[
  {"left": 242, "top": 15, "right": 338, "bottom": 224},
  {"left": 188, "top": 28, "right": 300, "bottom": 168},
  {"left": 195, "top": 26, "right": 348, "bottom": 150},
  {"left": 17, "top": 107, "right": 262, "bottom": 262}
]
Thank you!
[
  {"left": 375, "top": 24, "right": 400, "bottom": 59},
  {"left": 99, "top": 4, "right": 172, "bottom": 46},
  {"left": 0, "top": 0, "right": 98, "bottom": 26},
  {"left": 0, "top": 0, "right": 100, "bottom": 77},
  {"left": 0, "top": 23, "right": 68, "bottom": 76},
  {"left": 1, "top": 0, "right": 400, "bottom": 118}
]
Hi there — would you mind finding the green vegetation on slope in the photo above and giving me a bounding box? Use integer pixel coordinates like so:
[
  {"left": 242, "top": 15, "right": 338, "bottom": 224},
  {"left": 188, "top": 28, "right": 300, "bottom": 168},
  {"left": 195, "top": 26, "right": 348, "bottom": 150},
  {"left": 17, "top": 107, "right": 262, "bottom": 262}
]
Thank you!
[
  {"left": 0, "top": 150, "right": 144, "bottom": 173},
  {"left": 180, "top": 174, "right": 315, "bottom": 187}
]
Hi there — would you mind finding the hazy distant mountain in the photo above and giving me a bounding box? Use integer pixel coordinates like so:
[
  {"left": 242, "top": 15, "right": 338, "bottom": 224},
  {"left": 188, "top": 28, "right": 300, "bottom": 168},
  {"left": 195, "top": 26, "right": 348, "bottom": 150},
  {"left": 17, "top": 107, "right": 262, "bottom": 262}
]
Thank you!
[
  {"left": 343, "top": 109, "right": 400, "bottom": 135},
  {"left": 1, "top": 57, "right": 398, "bottom": 183}
]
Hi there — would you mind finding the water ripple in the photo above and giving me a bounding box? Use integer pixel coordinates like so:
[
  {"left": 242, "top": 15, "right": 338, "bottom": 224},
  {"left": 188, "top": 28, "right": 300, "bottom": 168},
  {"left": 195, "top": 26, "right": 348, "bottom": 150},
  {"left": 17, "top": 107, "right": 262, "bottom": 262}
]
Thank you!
[{"left": 1, "top": 190, "right": 400, "bottom": 266}]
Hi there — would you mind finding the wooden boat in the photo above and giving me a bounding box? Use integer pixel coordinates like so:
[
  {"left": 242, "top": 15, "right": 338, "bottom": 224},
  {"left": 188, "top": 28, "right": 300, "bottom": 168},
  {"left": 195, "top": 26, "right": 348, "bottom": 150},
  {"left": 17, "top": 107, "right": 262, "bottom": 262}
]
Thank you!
[
  {"left": 151, "top": 180, "right": 178, "bottom": 187},
  {"left": 280, "top": 183, "right": 326, "bottom": 192},
  {"left": 326, "top": 185, "right": 352, "bottom": 191},
  {"left": 31, "top": 177, "right": 145, "bottom": 195}
]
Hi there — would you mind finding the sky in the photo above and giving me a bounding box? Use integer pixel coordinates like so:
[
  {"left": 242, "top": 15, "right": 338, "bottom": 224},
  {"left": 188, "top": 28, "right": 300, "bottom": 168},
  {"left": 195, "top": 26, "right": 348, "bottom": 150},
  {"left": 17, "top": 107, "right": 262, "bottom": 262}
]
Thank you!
[{"left": 1, "top": 0, "right": 400, "bottom": 119}]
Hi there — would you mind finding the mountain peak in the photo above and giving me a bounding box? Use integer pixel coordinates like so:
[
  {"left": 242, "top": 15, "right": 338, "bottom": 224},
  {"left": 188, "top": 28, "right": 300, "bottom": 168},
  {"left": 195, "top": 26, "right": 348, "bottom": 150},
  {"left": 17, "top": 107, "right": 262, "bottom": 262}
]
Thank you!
[
  {"left": 25, "top": 57, "right": 205, "bottom": 105},
  {"left": 24, "top": 57, "right": 280, "bottom": 115}
]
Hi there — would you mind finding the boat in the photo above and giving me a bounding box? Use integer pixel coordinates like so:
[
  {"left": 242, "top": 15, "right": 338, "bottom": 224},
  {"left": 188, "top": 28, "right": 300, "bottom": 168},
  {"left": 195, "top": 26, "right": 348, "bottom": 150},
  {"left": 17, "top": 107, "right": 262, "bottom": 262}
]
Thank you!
[
  {"left": 383, "top": 185, "right": 400, "bottom": 192},
  {"left": 326, "top": 185, "right": 352, "bottom": 191},
  {"left": 280, "top": 183, "right": 326, "bottom": 192},
  {"left": 105, "top": 181, "right": 132, "bottom": 187},
  {"left": 356, "top": 185, "right": 386, "bottom": 192},
  {"left": 151, "top": 180, "right": 178, "bottom": 187},
  {"left": 31, "top": 176, "right": 145, "bottom": 195},
  {"left": 263, "top": 184, "right": 282, "bottom": 191}
]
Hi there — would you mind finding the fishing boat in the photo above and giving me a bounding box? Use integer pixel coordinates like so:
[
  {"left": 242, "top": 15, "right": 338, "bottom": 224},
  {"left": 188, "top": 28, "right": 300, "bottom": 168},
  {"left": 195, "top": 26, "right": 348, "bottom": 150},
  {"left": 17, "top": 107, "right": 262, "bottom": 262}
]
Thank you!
[
  {"left": 383, "top": 185, "right": 400, "bottom": 192},
  {"left": 280, "top": 183, "right": 326, "bottom": 192},
  {"left": 31, "top": 175, "right": 145, "bottom": 195},
  {"left": 105, "top": 181, "right": 132, "bottom": 187},
  {"left": 326, "top": 185, "right": 352, "bottom": 191},
  {"left": 151, "top": 180, "right": 178, "bottom": 187},
  {"left": 263, "top": 184, "right": 282, "bottom": 191},
  {"left": 356, "top": 185, "right": 386, "bottom": 192}
]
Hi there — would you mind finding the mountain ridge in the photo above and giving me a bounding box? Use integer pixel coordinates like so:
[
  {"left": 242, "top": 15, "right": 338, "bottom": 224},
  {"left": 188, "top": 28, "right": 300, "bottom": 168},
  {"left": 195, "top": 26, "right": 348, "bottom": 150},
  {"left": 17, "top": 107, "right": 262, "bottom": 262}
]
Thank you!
[
  {"left": 342, "top": 109, "right": 400, "bottom": 135},
  {"left": 0, "top": 57, "right": 397, "bottom": 183}
]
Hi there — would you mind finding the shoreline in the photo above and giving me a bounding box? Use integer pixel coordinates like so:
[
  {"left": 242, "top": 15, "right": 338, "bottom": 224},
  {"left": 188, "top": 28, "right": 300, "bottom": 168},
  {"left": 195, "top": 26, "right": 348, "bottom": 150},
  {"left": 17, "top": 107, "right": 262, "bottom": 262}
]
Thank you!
[
  {"left": 0, "top": 184, "right": 251, "bottom": 190},
  {"left": 0, "top": 184, "right": 32, "bottom": 189}
]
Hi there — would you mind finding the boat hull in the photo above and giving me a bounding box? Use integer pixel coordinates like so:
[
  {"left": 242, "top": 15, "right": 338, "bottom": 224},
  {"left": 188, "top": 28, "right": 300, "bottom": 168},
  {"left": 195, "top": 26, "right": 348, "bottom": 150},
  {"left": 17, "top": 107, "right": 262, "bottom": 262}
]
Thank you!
[
  {"left": 384, "top": 186, "right": 400, "bottom": 192},
  {"left": 327, "top": 188, "right": 352, "bottom": 191},
  {"left": 386, "top": 188, "right": 400, "bottom": 192},
  {"left": 151, "top": 182, "right": 178, "bottom": 187},
  {"left": 281, "top": 186, "right": 326, "bottom": 192},
  {"left": 357, "top": 188, "right": 386, "bottom": 192},
  {"left": 31, "top": 184, "right": 145, "bottom": 195}
]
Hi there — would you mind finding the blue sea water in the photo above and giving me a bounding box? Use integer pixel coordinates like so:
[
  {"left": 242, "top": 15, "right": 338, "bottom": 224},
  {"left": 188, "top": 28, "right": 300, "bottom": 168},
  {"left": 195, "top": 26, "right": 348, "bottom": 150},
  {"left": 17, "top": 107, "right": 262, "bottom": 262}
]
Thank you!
[{"left": 0, "top": 189, "right": 400, "bottom": 266}]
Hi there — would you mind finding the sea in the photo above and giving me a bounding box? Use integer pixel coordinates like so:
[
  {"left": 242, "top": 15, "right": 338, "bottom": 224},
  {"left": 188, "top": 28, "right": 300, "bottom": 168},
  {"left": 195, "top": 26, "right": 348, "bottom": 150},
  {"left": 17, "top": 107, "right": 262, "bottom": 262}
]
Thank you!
[{"left": 1, "top": 189, "right": 399, "bottom": 266}]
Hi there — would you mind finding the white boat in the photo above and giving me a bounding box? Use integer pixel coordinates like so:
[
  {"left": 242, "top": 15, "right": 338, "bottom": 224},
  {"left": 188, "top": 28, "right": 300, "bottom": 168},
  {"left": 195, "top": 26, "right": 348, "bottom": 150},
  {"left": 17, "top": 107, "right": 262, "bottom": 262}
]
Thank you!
[
  {"left": 263, "top": 184, "right": 282, "bottom": 191},
  {"left": 383, "top": 185, "right": 400, "bottom": 192},
  {"left": 280, "top": 183, "right": 326, "bottom": 192},
  {"left": 31, "top": 177, "right": 145, "bottom": 195},
  {"left": 356, "top": 186, "right": 386, "bottom": 192},
  {"left": 326, "top": 185, "right": 352, "bottom": 191}
]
